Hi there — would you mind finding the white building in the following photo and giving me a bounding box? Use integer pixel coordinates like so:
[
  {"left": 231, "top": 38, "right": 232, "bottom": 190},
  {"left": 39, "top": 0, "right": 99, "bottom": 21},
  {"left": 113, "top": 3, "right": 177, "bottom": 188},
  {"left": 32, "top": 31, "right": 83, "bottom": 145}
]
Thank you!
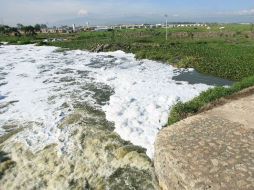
[{"left": 72, "top": 24, "right": 76, "bottom": 32}]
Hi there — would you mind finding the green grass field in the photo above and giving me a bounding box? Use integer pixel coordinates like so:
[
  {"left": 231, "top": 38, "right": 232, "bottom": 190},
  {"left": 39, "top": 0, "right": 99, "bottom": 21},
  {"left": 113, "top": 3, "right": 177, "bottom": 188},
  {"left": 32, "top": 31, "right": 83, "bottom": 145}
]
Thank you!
[
  {"left": 49, "top": 24, "right": 254, "bottom": 81},
  {"left": 1, "top": 23, "right": 254, "bottom": 125}
]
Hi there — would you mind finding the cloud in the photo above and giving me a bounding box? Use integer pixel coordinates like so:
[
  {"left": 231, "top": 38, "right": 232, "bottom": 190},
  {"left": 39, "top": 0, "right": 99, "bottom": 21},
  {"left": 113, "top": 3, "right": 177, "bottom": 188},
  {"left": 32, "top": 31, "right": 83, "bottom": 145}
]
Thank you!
[
  {"left": 1, "top": 0, "right": 254, "bottom": 26},
  {"left": 238, "top": 9, "right": 254, "bottom": 16},
  {"left": 0, "top": 0, "right": 92, "bottom": 25},
  {"left": 78, "top": 9, "right": 88, "bottom": 16},
  {"left": 216, "top": 8, "right": 254, "bottom": 17}
]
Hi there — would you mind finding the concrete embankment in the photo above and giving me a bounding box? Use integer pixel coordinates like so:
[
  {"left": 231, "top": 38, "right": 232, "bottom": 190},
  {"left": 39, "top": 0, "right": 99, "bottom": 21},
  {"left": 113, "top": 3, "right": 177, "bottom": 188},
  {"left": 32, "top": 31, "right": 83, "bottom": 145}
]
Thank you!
[{"left": 155, "top": 89, "right": 254, "bottom": 190}]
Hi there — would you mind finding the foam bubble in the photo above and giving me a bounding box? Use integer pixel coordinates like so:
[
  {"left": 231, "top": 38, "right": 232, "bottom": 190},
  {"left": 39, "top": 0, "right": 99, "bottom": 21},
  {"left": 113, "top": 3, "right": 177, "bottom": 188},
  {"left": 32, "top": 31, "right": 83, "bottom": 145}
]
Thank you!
[{"left": 0, "top": 45, "right": 212, "bottom": 157}]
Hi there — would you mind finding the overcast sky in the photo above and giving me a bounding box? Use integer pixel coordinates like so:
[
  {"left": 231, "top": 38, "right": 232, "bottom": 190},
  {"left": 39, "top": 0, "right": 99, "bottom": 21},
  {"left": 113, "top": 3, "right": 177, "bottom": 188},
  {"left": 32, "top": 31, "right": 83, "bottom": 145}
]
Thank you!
[{"left": 0, "top": 0, "right": 254, "bottom": 26}]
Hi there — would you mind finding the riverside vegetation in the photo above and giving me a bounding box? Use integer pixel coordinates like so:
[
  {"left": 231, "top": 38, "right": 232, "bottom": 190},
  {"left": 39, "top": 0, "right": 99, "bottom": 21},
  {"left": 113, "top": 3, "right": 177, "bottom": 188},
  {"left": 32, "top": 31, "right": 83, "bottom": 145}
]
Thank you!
[{"left": 1, "top": 24, "right": 254, "bottom": 124}]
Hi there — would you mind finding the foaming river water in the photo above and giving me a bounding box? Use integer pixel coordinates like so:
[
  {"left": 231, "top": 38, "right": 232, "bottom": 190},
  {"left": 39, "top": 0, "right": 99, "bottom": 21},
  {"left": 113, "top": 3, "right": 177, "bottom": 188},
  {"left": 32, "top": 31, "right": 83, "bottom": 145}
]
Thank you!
[
  {"left": 0, "top": 44, "right": 234, "bottom": 189},
  {"left": 0, "top": 45, "right": 232, "bottom": 158}
]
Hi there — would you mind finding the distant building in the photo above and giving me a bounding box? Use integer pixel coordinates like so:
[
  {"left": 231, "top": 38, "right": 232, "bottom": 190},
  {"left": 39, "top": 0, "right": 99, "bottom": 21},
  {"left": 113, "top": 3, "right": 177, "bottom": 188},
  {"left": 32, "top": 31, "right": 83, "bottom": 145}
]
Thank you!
[
  {"left": 173, "top": 23, "right": 207, "bottom": 28},
  {"left": 156, "top": 24, "right": 162, "bottom": 28},
  {"left": 41, "top": 28, "right": 48, "bottom": 33},
  {"left": 95, "top": 26, "right": 109, "bottom": 31},
  {"left": 72, "top": 24, "right": 76, "bottom": 32}
]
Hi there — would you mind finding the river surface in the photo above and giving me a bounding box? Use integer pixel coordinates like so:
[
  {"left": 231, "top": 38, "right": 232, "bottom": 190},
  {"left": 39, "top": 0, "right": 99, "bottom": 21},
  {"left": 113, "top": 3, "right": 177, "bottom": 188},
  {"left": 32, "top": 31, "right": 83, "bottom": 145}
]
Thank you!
[{"left": 0, "top": 44, "right": 232, "bottom": 189}]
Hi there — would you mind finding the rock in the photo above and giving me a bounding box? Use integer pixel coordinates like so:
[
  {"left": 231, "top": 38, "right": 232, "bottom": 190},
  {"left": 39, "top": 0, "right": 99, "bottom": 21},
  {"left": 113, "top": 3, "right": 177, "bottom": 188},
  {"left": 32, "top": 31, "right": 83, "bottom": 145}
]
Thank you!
[
  {"left": 155, "top": 93, "right": 254, "bottom": 190},
  {"left": 93, "top": 44, "right": 111, "bottom": 52},
  {"left": 103, "top": 44, "right": 111, "bottom": 50},
  {"left": 94, "top": 44, "right": 104, "bottom": 52}
]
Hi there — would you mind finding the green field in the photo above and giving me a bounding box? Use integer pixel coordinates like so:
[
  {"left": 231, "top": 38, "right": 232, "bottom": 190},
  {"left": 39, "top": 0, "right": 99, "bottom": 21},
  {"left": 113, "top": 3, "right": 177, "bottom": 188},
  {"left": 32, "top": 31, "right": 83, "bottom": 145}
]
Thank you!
[{"left": 1, "top": 23, "right": 254, "bottom": 124}]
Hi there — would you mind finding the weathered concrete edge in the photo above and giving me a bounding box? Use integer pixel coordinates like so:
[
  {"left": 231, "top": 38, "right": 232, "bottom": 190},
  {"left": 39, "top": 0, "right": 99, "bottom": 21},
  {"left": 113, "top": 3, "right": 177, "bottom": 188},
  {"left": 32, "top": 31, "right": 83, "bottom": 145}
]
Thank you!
[
  {"left": 154, "top": 115, "right": 205, "bottom": 190},
  {"left": 154, "top": 90, "right": 254, "bottom": 190}
]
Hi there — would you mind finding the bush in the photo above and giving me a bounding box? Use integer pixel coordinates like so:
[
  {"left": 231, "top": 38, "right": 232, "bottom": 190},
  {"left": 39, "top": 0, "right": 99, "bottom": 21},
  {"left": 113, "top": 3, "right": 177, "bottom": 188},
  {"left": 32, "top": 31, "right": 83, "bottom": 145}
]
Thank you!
[
  {"left": 20, "top": 41, "right": 30, "bottom": 45},
  {"left": 8, "top": 39, "right": 18, "bottom": 44},
  {"left": 18, "top": 40, "right": 31, "bottom": 45},
  {"left": 36, "top": 41, "right": 48, "bottom": 46}
]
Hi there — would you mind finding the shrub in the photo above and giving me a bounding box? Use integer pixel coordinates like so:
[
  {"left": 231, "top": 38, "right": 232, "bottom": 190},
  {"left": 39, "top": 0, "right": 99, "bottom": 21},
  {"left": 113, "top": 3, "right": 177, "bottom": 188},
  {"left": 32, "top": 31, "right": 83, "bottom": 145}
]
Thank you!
[
  {"left": 8, "top": 39, "right": 18, "bottom": 44},
  {"left": 36, "top": 41, "right": 48, "bottom": 46},
  {"left": 18, "top": 40, "right": 31, "bottom": 45}
]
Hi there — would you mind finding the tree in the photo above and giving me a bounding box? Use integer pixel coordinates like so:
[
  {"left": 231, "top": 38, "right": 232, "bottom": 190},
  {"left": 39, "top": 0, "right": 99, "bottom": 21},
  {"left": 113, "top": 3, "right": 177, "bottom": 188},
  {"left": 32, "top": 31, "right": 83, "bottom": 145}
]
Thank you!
[
  {"left": 0, "top": 25, "right": 5, "bottom": 34},
  {"left": 0, "top": 25, "right": 10, "bottom": 35},
  {"left": 34, "top": 24, "right": 41, "bottom": 32},
  {"left": 40, "top": 24, "right": 47, "bottom": 29},
  {"left": 22, "top": 25, "right": 36, "bottom": 36},
  {"left": 17, "top": 23, "right": 23, "bottom": 29},
  {"left": 9, "top": 27, "right": 21, "bottom": 36},
  {"left": 0, "top": 25, "right": 20, "bottom": 36}
]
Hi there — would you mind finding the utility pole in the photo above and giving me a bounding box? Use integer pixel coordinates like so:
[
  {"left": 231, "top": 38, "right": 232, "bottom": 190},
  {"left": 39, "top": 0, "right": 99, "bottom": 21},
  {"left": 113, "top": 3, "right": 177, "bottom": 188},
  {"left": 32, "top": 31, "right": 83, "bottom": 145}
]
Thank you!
[{"left": 165, "top": 14, "right": 168, "bottom": 41}]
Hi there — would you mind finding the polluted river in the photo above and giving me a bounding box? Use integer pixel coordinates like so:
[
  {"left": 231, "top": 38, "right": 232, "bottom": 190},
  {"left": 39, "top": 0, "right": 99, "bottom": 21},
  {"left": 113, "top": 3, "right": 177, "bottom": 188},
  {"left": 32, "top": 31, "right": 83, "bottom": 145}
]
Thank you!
[{"left": 0, "top": 44, "right": 232, "bottom": 189}]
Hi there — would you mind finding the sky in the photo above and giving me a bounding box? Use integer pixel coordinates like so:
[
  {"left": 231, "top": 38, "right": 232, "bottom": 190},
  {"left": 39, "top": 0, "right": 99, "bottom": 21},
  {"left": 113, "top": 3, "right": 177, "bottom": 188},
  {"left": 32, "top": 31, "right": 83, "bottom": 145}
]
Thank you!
[{"left": 0, "top": 0, "right": 254, "bottom": 26}]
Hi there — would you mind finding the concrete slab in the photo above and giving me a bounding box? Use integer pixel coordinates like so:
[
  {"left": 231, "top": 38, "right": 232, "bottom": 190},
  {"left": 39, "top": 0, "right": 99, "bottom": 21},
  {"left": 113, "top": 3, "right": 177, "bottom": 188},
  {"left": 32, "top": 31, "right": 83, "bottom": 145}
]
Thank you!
[{"left": 155, "top": 94, "right": 254, "bottom": 190}]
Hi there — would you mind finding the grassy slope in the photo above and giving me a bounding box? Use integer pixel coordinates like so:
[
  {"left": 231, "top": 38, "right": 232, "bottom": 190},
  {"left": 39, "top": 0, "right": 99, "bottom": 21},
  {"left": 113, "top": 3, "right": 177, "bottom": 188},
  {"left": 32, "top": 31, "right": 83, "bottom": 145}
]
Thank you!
[
  {"left": 168, "top": 76, "right": 254, "bottom": 124},
  {"left": 1, "top": 24, "right": 254, "bottom": 125}
]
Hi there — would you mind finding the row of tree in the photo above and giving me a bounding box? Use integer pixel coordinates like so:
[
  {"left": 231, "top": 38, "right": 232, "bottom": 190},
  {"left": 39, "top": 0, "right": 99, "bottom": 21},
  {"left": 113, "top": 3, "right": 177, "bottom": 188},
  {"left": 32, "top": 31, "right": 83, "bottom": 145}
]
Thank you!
[{"left": 0, "top": 24, "right": 48, "bottom": 36}]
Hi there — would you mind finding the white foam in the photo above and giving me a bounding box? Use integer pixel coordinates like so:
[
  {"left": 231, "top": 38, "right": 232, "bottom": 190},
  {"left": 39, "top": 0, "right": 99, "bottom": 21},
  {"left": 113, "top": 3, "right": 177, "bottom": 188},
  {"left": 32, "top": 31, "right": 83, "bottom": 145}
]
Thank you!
[
  {"left": 92, "top": 51, "right": 211, "bottom": 157},
  {"left": 0, "top": 45, "right": 212, "bottom": 157}
]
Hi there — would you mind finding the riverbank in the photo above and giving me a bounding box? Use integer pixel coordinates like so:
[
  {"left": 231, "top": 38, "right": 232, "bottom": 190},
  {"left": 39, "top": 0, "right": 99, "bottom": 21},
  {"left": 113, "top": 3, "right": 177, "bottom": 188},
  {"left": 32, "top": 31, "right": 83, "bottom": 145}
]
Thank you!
[{"left": 168, "top": 75, "right": 254, "bottom": 124}]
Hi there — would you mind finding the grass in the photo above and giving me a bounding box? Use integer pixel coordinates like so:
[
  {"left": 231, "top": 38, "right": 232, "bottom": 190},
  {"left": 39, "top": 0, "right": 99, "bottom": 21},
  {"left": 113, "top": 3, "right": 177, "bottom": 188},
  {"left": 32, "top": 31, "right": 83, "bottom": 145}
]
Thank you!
[
  {"left": 44, "top": 24, "right": 254, "bottom": 81},
  {"left": 1, "top": 23, "right": 254, "bottom": 125},
  {"left": 1, "top": 24, "right": 253, "bottom": 81},
  {"left": 168, "top": 76, "right": 254, "bottom": 125}
]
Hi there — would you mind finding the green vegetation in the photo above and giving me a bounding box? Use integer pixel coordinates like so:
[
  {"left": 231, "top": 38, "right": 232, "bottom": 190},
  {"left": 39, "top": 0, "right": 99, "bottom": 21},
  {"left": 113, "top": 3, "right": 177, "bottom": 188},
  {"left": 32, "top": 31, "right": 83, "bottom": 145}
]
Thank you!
[
  {"left": 0, "top": 24, "right": 41, "bottom": 36},
  {"left": 1, "top": 23, "right": 254, "bottom": 125},
  {"left": 1, "top": 24, "right": 254, "bottom": 80},
  {"left": 168, "top": 76, "right": 254, "bottom": 125},
  {"left": 48, "top": 24, "right": 254, "bottom": 81}
]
